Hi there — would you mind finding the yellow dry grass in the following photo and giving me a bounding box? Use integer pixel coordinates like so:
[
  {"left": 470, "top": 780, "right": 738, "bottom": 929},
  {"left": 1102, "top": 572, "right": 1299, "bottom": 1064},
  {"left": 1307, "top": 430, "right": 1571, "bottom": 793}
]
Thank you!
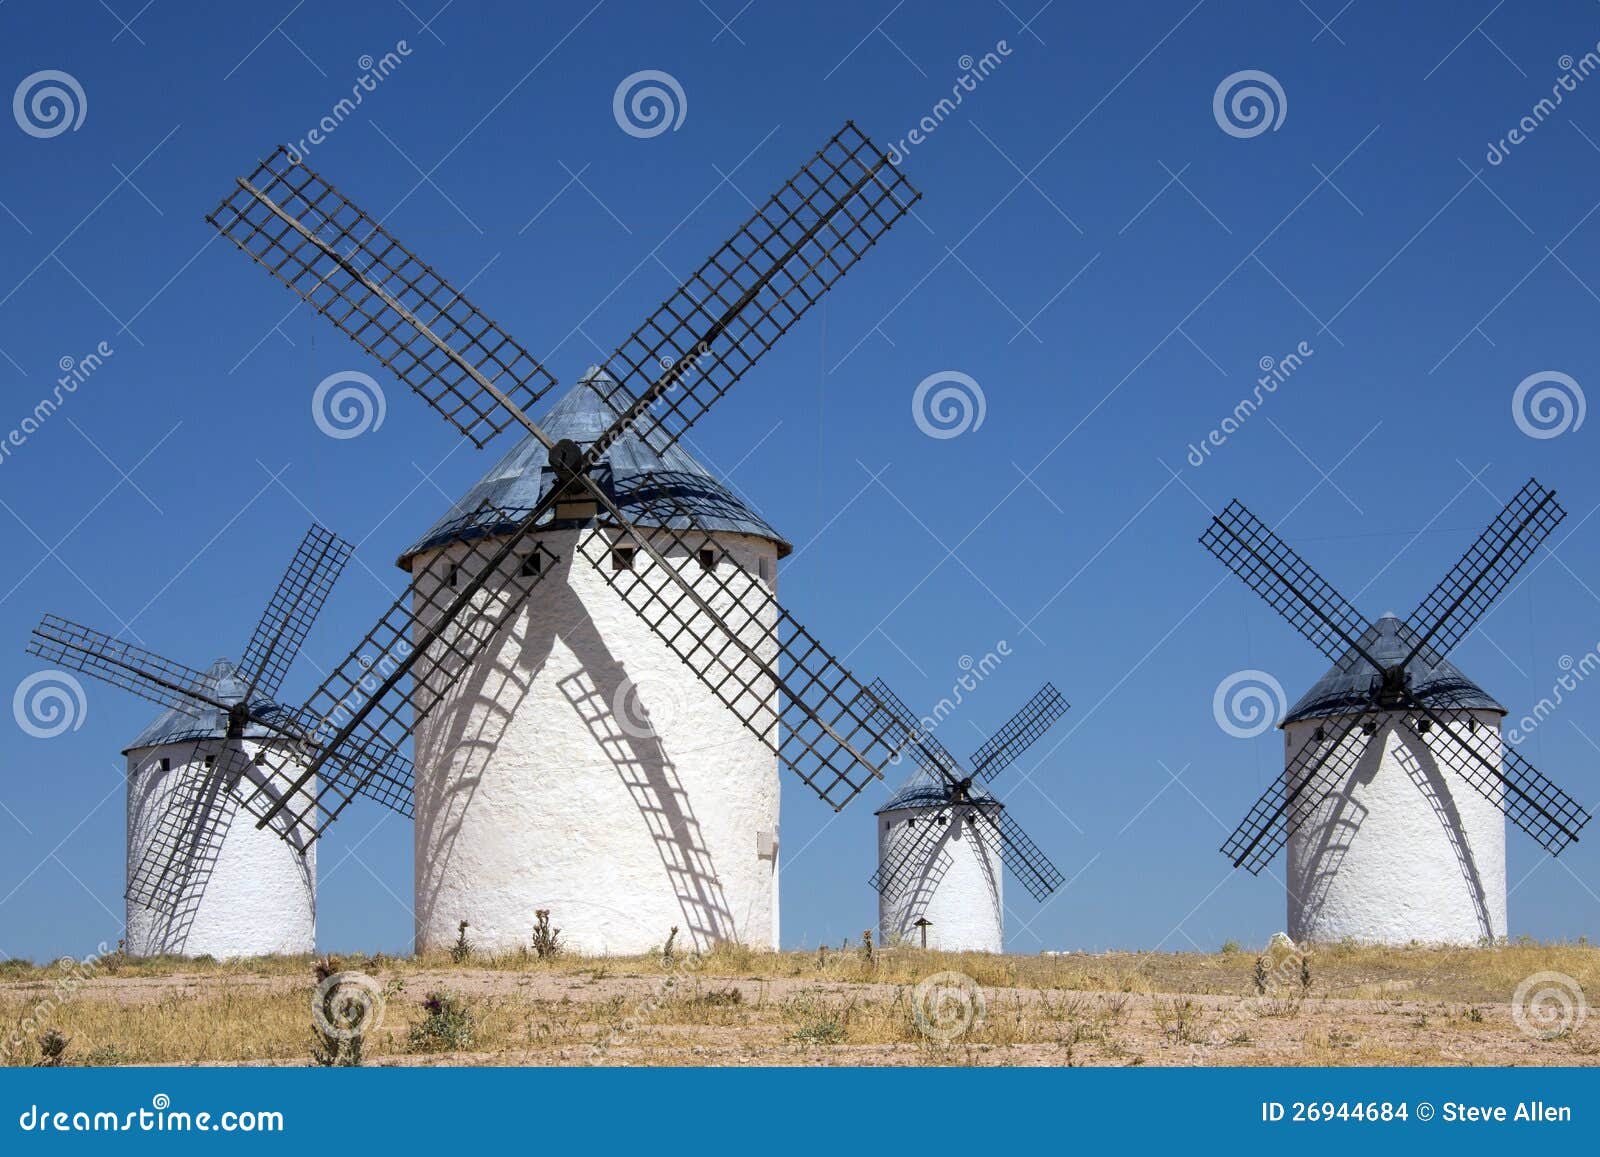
[{"left": 1, "top": 940, "right": 1594, "bottom": 1067}]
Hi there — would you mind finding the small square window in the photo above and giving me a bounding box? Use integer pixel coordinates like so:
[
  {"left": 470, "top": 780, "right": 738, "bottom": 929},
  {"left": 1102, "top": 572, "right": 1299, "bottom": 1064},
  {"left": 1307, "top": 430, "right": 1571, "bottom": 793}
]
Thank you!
[
  {"left": 612, "top": 546, "right": 636, "bottom": 572},
  {"left": 157, "top": 757, "right": 171, "bottom": 773},
  {"left": 758, "top": 556, "right": 774, "bottom": 583},
  {"left": 254, "top": 751, "right": 268, "bottom": 766},
  {"left": 519, "top": 552, "right": 542, "bottom": 578},
  {"left": 447, "top": 564, "right": 460, "bottom": 589},
  {"left": 697, "top": 548, "right": 717, "bottom": 571},
  {"left": 203, "top": 754, "right": 216, "bottom": 770}
]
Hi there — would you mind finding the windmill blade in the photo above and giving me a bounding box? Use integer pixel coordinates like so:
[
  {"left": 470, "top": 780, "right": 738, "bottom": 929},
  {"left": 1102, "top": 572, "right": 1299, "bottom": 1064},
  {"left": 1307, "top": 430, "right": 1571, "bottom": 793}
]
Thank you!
[
  {"left": 126, "top": 743, "right": 250, "bottom": 912},
  {"left": 870, "top": 809, "right": 949, "bottom": 896},
  {"left": 1201, "top": 501, "right": 1380, "bottom": 671},
  {"left": 584, "top": 121, "right": 920, "bottom": 457},
  {"left": 240, "top": 514, "right": 557, "bottom": 842},
  {"left": 208, "top": 147, "right": 557, "bottom": 447},
  {"left": 1402, "top": 478, "right": 1565, "bottom": 668},
  {"left": 574, "top": 478, "right": 901, "bottom": 810},
  {"left": 28, "top": 616, "right": 227, "bottom": 718},
  {"left": 1221, "top": 712, "right": 1374, "bottom": 874},
  {"left": 237, "top": 524, "right": 354, "bottom": 700},
  {"left": 1401, "top": 699, "right": 1589, "bottom": 855},
  {"left": 969, "top": 683, "right": 1070, "bottom": 782},
  {"left": 974, "top": 807, "right": 1064, "bottom": 901},
  {"left": 859, "top": 677, "right": 966, "bottom": 784}
]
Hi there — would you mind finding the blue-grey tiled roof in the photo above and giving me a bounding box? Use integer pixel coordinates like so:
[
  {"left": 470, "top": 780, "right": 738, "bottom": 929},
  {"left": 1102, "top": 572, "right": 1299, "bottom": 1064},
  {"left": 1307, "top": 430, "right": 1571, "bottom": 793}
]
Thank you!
[
  {"left": 875, "top": 764, "right": 1002, "bottom": 814},
  {"left": 1283, "top": 614, "right": 1505, "bottom": 724},
  {"left": 398, "top": 369, "right": 789, "bottom": 568},
  {"left": 123, "top": 658, "right": 294, "bottom": 754}
]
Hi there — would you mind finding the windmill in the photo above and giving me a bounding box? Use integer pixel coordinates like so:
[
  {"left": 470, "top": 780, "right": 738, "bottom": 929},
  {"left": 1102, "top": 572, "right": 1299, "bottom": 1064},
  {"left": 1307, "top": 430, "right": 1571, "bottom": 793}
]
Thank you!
[
  {"left": 865, "top": 678, "right": 1068, "bottom": 952},
  {"left": 203, "top": 122, "right": 935, "bottom": 953},
  {"left": 24, "top": 525, "right": 409, "bottom": 957},
  {"left": 1201, "top": 480, "right": 1591, "bottom": 945}
]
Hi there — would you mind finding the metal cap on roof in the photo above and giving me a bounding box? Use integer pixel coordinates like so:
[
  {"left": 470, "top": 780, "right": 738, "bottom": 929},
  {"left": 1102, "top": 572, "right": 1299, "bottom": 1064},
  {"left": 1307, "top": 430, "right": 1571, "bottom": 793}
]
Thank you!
[
  {"left": 123, "top": 658, "right": 293, "bottom": 754},
  {"left": 398, "top": 369, "right": 790, "bottom": 568},
  {"left": 1282, "top": 614, "right": 1505, "bottom": 725},
  {"left": 875, "top": 764, "right": 1003, "bottom": 814}
]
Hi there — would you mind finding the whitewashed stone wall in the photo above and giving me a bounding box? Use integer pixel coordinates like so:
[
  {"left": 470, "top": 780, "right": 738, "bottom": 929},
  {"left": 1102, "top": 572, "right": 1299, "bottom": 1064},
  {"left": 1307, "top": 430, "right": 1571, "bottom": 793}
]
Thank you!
[
  {"left": 1284, "top": 711, "right": 1507, "bottom": 946},
  {"left": 877, "top": 802, "right": 1004, "bottom": 952},
  {"left": 411, "top": 526, "right": 781, "bottom": 956},
  {"left": 125, "top": 740, "right": 316, "bottom": 958}
]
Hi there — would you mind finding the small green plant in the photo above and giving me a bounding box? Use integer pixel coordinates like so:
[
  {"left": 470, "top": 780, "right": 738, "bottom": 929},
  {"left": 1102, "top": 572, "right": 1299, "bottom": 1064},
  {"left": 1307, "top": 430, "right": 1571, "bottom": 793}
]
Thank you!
[
  {"left": 1467, "top": 1006, "right": 1485, "bottom": 1024},
  {"left": 450, "top": 920, "right": 473, "bottom": 965},
  {"left": 694, "top": 986, "right": 744, "bottom": 1008},
  {"left": 1153, "top": 997, "right": 1207, "bottom": 1044},
  {"left": 531, "top": 910, "right": 562, "bottom": 959},
  {"left": 860, "top": 930, "right": 873, "bottom": 962},
  {"left": 408, "top": 990, "right": 475, "bottom": 1053},
  {"left": 1299, "top": 953, "right": 1312, "bottom": 996},
  {"left": 788, "top": 1014, "right": 847, "bottom": 1045},
  {"left": 83, "top": 1044, "right": 126, "bottom": 1066},
  {"left": 37, "top": 1029, "right": 70, "bottom": 1067},
  {"left": 1220, "top": 939, "right": 1242, "bottom": 955},
  {"left": 662, "top": 926, "right": 679, "bottom": 966}
]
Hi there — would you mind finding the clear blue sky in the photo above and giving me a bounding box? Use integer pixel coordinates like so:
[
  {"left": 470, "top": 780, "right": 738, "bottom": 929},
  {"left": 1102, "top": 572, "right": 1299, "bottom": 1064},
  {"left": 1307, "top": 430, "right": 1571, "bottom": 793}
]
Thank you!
[{"left": 1, "top": 0, "right": 1597, "bottom": 961}]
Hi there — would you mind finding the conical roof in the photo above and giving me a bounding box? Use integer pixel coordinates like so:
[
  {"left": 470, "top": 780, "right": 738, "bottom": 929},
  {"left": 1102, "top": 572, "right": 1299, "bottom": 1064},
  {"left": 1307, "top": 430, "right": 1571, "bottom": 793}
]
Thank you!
[
  {"left": 1282, "top": 614, "right": 1505, "bottom": 724},
  {"left": 123, "top": 658, "right": 294, "bottom": 754},
  {"left": 875, "top": 763, "right": 1002, "bottom": 814},
  {"left": 398, "top": 369, "right": 789, "bottom": 568}
]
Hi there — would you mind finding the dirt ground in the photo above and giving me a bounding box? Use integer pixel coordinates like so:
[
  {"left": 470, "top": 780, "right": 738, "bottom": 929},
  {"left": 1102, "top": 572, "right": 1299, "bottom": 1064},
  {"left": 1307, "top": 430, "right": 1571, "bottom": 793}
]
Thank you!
[{"left": 1, "top": 942, "right": 1595, "bottom": 1066}]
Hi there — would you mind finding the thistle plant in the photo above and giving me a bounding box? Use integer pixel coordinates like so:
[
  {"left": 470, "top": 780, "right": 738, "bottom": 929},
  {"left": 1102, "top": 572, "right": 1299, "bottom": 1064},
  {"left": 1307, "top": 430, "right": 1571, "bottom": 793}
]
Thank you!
[
  {"left": 450, "top": 920, "right": 473, "bottom": 965},
  {"left": 531, "top": 910, "right": 562, "bottom": 959}
]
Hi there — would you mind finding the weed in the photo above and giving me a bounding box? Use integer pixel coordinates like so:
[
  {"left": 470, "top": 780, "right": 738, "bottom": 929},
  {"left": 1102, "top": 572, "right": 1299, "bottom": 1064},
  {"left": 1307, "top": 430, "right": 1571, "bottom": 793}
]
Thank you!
[
  {"left": 36, "top": 1029, "right": 69, "bottom": 1067},
  {"left": 408, "top": 990, "right": 475, "bottom": 1053},
  {"left": 531, "top": 910, "right": 562, "bottom": 959},
  {"left": 662, "top": 927, "right": 679, "bottom": 966},
  {"left": 1153, "top": 997, "right": 1207, "bottom": 1044},
  {"left": 450, "top": 921, "right": 473, "bottom": 965}
]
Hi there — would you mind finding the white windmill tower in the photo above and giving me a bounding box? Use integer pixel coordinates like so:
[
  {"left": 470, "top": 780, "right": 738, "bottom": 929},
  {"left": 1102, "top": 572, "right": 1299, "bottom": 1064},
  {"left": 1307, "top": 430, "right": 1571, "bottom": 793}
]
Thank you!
[
  {"left": 201, "top": 123, "right": 924, "bottom": 956},
  {"left": 867, "top": 680, "right": 1068, "bottom": 952},
  {"left": 26, "top": 525, "right": 390, "bottom": 957},
  {"left": 401, "top": 376, "right": 791, "bottom": 955},
  {"left": 1203, "top": 482, "right": 1590, "bottom": 945}
]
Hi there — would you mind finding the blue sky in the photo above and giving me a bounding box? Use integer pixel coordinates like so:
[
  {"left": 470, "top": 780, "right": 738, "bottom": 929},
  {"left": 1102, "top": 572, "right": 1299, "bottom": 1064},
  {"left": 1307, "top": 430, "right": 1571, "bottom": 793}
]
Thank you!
[{"left": 1, "top": 0, "right": 1598, "bottom": 961}]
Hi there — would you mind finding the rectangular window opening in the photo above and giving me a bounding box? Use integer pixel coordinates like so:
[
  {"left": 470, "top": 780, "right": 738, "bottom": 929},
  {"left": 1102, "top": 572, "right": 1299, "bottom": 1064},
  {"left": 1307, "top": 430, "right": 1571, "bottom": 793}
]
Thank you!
[
  {"left": 519, "top": 552, "right": 542, "bottom": 578},
  {"left": 697, "top": 547, "right": 717, "bottom": 572},
  {"left": 612, "top": 546, "right": 636, "bottom": 572}
]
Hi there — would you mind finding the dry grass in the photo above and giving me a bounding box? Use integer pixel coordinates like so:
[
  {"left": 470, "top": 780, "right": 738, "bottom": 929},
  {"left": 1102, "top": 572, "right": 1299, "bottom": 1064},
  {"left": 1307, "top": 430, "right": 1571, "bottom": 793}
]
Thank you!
[{"left": 1, "top": 940, "right": 1595, "bottom": 1067}]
